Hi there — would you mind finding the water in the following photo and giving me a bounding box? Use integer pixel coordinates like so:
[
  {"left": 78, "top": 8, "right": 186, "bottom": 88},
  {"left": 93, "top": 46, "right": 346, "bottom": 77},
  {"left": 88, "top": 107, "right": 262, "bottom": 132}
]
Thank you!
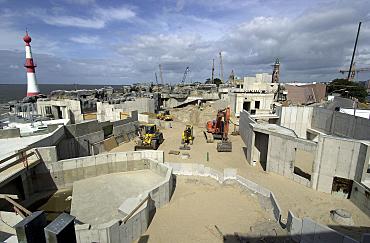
[{"left": 0, "top": 84, "right": 123, "bottom": 103}]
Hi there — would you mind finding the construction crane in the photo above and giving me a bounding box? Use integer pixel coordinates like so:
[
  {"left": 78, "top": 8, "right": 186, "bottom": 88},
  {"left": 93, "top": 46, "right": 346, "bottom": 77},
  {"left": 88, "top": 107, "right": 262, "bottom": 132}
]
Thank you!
[
  {"left": 211, "top": 59, "right": 215, "bottom": 83},
  {"left": 219, "top": 51, "right": 224, "bottom": 83},
  {"left": 339, "top": 62, "right": 370, "bottom": 81},
  {"left": 159, "top": 64, "right": 164, "bottom": 85},
  {"left": 346, "top": 22, "right": 362, "bottom": 81},
  {"left": 228, "top": 70, "right": 235, "bottom": 85},
  {"left": 181, "top": 66, "right": 190, "bottom": 84}
]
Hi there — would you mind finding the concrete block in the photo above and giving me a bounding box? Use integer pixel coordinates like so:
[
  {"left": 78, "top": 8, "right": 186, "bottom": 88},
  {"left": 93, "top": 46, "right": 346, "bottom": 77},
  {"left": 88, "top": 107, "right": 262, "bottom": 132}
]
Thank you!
[
  {"left": 313, "top": 223, "right": 344, "bottom": 243},
  {"left": 44, "top": 213, "right": 76, "bottom": 243},
  {"left": 94, "top": 155, "right": 108, "bottom": 165},
  {"left": 361, "top": 233, "right": 370, "bottom": 243},
  {"left": 36, "top": 146, "right": 58, "bottom": 164},
  {"left": 343, "top": 235, "right": 359, "bottom": 243},
  {"left": 159, "top": 185, "right": 166, "bottom": 207},
  {"left": 316, "top": 175, "right": 334, "bottom": 193},
  {"left": 301, "top": 218, "right": 316, "bottom": 243},
  {"left": 180, "top": 163, "right": 193, "bottom": 175},
  {"left": 269, "top": 192, "right": 281, "bottom": 222},
  {"left": 80, "top": 159, "right": 96, "bottom": 175},
  {"left": 132, "top": 213, "right": 141, "bottom": 241},
  {"left": 133, "top": 152, "right": 142, "bottom": 161},
  {"left": 287, "top": 211, "right": 302, "bottom": 242},
  {"left": 118, "top": 224, "right": 129, "bottom": 243},
  {"left": 223, "top": 168, "right": 237, "bottom": 180},
  {"left": 15, "top": 211, "right": 47, "bottom": 243},
  {"left": 51, "top": 161, "right": 63, "bottom": 173},
  {"left": 116, "top": 152, "right": 128, "bottom": 162},
  {"left": 81, "top": 157, "right": 95, "bottom": 168},
  {"left": 62, "top": 160, "right": 77, "bottom": 170}
]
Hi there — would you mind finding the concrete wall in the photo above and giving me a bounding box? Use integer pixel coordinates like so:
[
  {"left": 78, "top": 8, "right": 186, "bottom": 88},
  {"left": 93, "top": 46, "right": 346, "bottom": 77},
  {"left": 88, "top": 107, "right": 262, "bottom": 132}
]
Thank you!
[
  {"left": 112, "top": 119, "right": 139, "bottom": 144},
  {"left": 311, "top": 108, "right": 370, "bottom": 140},
  {"left": 70, "top": 155, "right": 171, "bottom": 243},
  {"left": 286, "top": 212, "right": 359, "bottom": 243},
  {"left": 350, "top": 181, "right": 370, "bottom": 216},
  {"left": 36, "top": 151, "right": 164, "bottom": 189},
  {"left": 239, "top": 110, "right": 256, "bottom": 165},
  {"left": 312, "top": 136, "right": 369, "bottom": 193},
  {"left": 267, "top": 134, "right": 316, "bottom": 188},
  {"left": 97, "top": 99, "right": 154, "bottom": 122},
  {"left": 138, "top": 113, "right": 149, "bottom": 123},
  {"left": 230, "top": 93, "right": 274, "bottom": 117},
  {"left": 37, "top": 99, "right": 83, "bottom": 124},
  {"left": 276, "top": 106, "right": 313, "bottom": 139},
  {"left": 54, "top": 118, "right": 139, "bottom": 159},
  {"left": 0, "top": 128, "right": 20, "bottom": 138}
]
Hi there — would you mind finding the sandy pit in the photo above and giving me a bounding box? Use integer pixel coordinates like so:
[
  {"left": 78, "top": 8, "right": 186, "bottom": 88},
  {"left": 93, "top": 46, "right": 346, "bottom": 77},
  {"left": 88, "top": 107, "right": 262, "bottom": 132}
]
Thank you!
[{"left": 111, "top": 120, "right": 370, "bottom": 240}]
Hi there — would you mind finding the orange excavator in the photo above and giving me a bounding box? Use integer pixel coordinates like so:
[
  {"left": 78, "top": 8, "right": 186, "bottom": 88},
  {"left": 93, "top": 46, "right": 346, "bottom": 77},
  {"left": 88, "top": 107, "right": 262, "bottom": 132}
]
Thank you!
[{"left": 206, "top": 107, "right": 232, "bottom": 152}]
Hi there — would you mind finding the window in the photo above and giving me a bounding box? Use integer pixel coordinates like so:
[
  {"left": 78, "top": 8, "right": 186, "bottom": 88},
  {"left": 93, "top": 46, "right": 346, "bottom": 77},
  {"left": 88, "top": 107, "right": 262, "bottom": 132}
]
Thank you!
[
  {"left": 255, "top": 101, "right": 260, "bottom": 109},
  {"left": 45, "top": 106, "right": 52, "bottom": 115}
]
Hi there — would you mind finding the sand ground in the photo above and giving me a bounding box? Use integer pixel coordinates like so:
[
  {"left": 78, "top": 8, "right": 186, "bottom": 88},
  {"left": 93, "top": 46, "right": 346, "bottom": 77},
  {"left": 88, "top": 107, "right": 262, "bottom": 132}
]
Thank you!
[
  {"left": 110, "top": 120, "right": 370, "bottom": 240},
  {"left": 139, "top": 176, "right": 290, "bottom": 243}
]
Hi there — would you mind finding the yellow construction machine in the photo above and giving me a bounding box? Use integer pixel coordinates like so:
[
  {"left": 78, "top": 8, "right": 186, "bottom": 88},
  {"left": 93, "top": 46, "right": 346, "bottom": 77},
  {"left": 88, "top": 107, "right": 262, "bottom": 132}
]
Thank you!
[
  {"left": 180, "top": 125, "right": 194, "bottom": 150},
  {"left": 135, "top": 124, "right": 164, "bottom": 151},
  {"left": 157, "top": 110, "right": 173, "bottom": 121}
]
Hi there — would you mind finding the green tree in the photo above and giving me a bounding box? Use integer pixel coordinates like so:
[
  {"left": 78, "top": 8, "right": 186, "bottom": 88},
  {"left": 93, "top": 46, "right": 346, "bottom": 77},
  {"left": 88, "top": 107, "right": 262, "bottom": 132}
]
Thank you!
[
  {"left": 327, "top": 78, "right": 367, "bottom": 102},
  {"left": 205, "top": 78, "right": 223, "bottom": 87}
]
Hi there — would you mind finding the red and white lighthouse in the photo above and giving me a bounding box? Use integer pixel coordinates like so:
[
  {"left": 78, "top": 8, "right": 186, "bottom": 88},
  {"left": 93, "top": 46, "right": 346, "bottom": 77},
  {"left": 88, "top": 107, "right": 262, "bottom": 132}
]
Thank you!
[{"left": 23, "top": 31, "right": 40, "bottom": 97}]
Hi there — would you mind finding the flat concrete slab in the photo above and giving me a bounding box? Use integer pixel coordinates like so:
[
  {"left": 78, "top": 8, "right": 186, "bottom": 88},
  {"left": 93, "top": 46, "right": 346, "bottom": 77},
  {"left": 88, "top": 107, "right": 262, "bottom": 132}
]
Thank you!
[{"left": 70, "top": 170, "right": 165, "bottom": 225}]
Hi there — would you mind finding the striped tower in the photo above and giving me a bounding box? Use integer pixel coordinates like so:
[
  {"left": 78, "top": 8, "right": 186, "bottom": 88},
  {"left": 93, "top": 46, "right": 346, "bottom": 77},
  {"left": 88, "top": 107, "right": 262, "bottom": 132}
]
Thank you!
[{"left": 23, "top": 31, "right": 40, "bottom": 97}]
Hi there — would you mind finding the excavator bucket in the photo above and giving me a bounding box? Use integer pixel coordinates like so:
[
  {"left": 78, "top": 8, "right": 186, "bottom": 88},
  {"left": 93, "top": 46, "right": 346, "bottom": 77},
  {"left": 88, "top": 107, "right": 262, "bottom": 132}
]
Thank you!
[{"left": 217, "top": 141, "right": 232, "bottom": 152}]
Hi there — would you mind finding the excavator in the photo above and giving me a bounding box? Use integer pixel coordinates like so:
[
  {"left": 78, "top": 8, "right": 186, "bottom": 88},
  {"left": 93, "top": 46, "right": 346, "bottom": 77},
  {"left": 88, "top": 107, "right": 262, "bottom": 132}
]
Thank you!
[
  {"left": 180, "top": 124, "right": 194, "bottom": 150},
  {"left": 134, "top": 124, "right": 164, "bottom": 151},
  {"left": 206, "top": 107, "right": 232, "bottom": 152}
]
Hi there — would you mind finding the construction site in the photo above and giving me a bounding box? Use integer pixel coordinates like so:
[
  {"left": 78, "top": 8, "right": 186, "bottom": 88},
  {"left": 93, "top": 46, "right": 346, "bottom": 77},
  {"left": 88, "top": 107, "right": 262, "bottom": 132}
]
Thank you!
[{"left": 0, "top": 22, "right": 370, "bottom": 243}]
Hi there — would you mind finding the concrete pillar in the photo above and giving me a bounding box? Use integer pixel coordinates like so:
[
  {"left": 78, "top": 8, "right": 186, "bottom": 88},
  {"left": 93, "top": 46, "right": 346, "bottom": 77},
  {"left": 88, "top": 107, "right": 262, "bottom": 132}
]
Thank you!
[
  {"left": 15, "top": 211, "right": 47, "bottom": 243},
  {"left": 44, "top": 213, "right": 76, "bottom": 243}
]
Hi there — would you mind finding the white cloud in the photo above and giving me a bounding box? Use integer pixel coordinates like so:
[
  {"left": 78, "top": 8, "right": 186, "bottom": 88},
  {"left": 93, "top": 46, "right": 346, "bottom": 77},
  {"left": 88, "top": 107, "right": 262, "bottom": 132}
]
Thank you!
[
  {"left": 70, "top": 35, "right": 100, "bottom": 44},
  {"left": 43, "top": 15, "right": 105, "bottom": 29},
  {"left": 9, "top": 64, "right": 19, "bottom": 69},
  {"left": 30, "top": 5, "right": 136, "bottom": 29},
  {"left": 94, "top": 6, "right": 136, "bottom": 21},
  {"left": 65, "top": 0, "right": 95, "bottom": 5}
]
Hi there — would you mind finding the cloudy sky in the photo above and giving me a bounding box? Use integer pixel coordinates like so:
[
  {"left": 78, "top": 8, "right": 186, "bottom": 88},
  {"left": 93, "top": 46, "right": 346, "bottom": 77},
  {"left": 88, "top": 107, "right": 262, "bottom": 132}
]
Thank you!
[{"left": 0, "top": 0, "right": 369, "bottom": 85}]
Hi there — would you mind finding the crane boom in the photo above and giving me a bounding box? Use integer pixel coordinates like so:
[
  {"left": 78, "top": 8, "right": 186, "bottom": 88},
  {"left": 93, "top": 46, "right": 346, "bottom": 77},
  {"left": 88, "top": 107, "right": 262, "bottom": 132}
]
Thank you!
[{"left": 347, "top": 22, "right": 362, "bottom": 81}]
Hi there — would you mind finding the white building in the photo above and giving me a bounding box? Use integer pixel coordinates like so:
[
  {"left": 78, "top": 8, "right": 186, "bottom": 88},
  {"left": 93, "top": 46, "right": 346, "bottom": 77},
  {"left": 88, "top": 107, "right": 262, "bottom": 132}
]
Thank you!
[{"left": 228, "top": 73, "right": 278, "bottom": 117}]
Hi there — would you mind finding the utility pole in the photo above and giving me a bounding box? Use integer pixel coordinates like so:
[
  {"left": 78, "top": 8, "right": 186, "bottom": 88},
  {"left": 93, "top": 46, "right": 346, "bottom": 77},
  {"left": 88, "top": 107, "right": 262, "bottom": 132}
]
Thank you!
[
  {"left": 219, "top": 51, "right": 224, "bottom": 83},
  {"left": 211, "top": 59, "right": 215, "bottom": 84},
  {"left": 348, "top": 22, "right": 362, "bottom": 81},
  {"left": 159, "top": 64, "right": 164, "bottom": 85}
]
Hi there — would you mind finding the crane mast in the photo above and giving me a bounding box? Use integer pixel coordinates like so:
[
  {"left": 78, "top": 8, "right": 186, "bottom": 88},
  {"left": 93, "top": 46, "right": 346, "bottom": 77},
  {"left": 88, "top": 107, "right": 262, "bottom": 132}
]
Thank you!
[
  {"left": 211, "top": 59, "right": 215, "bottom": 83},
  {"left": 219, "top": 51, "right": 224, "bottom": 83},
  {"left": 159, "top": 64, "right": 164, "bottom": 85},
  {"left": 181, "top": 67, "right": 190, "bottom": 84}
]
